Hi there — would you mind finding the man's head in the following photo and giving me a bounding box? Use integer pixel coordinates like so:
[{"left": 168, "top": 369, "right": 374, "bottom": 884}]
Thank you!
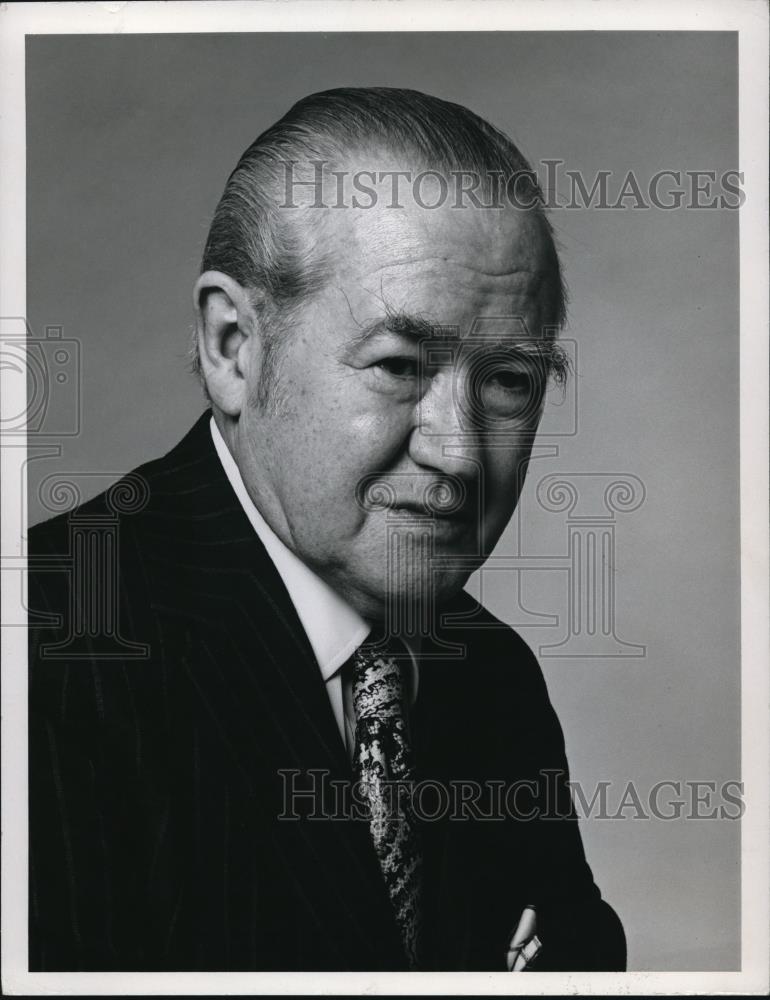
[{"left": 194, "top": 88, "right": 567, "bottom": 621}]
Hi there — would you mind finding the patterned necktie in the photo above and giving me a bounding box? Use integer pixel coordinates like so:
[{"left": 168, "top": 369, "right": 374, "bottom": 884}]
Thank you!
[{"left": 351, "top": 635, "right": 423, "bottom": 969}]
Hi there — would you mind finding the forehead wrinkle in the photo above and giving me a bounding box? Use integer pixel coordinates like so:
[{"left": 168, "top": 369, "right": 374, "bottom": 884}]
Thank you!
[
  {"left": 328, "top": 276, "right": 443, "bottom": 333},
  {"left": 338, "top": 200, "right": 549, "bottom": 275},
  {"left": 332, "top": 270, "right": 546, "bottom": 351},
  {"left": 376, "top": 257, "right": 540, "bottom": 281},
  {"left": 338, "top": 309, "right": 559, "bottom": 357},
  {"left": 326, "top": 236, "right": 550, "bottom": 346},
  {"left": 342, "top": 254, "right": 548, "bottom": 308}
]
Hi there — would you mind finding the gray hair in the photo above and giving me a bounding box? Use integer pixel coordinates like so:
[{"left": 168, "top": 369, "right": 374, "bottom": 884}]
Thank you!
[{"left": 192, "top": 87, "right": 566, "bottom": 386}]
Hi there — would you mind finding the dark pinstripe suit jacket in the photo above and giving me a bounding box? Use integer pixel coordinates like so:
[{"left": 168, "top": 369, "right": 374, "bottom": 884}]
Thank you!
[{"left": 28, "top": 412, "right": 625, "bottom": 972}]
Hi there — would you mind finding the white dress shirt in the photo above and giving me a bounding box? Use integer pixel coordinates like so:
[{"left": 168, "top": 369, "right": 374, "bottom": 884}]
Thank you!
[{"left": 210, "top": 417, "right": 418, "bottom": 755}]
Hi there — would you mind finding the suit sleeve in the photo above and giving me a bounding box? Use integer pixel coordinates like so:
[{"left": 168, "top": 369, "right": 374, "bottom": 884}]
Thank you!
[
  {"left": 510, "top": 637, "right": 626, "bottom": 971},
  {"left": 28, "top": 526, "right": 148, "bottom": 971}
]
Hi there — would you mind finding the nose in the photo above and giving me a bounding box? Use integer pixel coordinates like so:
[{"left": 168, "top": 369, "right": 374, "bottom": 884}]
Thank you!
[{"left": 408, "top": 370, "right": 483, "bottom": 481}]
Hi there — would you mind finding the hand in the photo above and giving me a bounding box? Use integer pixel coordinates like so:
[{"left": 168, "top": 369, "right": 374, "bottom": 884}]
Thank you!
[{"left": 506, "top": 905, "right": 542, "bottom": 971}]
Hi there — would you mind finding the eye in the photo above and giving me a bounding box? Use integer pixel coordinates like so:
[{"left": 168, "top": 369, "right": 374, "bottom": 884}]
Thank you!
[
  {"left": 374, "top": 357, "right": 419, "bottom": 379},
  {"left": 471, "top": 360, "right": 546, "bottom": 422},
  {"left": 487, "top": 370, "right": 532, "bottom": 393}
]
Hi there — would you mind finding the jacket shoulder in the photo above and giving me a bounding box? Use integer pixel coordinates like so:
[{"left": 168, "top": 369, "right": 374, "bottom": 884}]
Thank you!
[
  {"left": 28, "top": 424, "right": 204, "bottom": 555},
  {"left": 441, "top": 588, "right": 546, "bottom": 686}
]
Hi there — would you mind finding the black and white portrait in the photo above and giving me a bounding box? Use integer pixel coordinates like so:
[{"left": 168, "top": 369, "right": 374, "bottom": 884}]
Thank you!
[{"left": 1, "top": 3, "right": 767, "bottom": 996}]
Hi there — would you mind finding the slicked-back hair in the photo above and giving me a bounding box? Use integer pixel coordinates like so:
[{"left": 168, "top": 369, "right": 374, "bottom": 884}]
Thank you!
[{"left": 194, "top": 87, "right": 566, "bottom": 384}]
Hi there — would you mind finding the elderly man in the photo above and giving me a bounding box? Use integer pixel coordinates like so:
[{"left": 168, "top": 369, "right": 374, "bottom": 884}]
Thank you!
[{"left": 28, "top": 88, "right": 625, "bottom": 972}]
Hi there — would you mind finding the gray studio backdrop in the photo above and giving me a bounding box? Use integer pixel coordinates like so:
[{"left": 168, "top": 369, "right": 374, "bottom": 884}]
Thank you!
[{"left": 25, "top": 32, "right": 740, "bottom": 971}]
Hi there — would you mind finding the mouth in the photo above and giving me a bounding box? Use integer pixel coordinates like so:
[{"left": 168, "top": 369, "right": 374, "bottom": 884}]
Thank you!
[
  {"left": 387, "top": 502, "right": 475, "bottom": 524},
  {"left": 357, "top": 474, "right": 473, "bottom": 524}
]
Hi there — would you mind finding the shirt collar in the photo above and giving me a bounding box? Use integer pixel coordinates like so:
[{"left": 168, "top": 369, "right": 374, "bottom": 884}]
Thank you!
[{"left": 210, "top": 416, "right": 370, "bottom": 682}]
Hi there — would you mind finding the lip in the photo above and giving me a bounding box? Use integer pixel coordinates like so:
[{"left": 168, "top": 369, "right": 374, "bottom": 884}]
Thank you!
[{"left": 387, "top": 502, "right": 475, "bottom": 523}]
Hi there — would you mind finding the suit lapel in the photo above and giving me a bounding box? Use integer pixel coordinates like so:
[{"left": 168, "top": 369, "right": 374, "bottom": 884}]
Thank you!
[
  {"left": 141, "top": 412, "right": 348, "bottom": 774},
  {"left": 136, "top": 413, "right": 406, "bottom": 967}
]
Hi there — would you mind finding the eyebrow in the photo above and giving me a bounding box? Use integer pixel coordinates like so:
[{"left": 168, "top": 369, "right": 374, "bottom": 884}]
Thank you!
[
  {"left": 343, "top": 308, "right": 571, "bottom": 382},
  {"left": 351, "top": 310, "right": 445, "bottom": 346},
  {"left": 356, "top": 309, "right": 551, "bottom": 352}
]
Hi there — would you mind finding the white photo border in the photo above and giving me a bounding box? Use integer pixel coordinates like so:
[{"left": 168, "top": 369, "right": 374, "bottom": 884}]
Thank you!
[{"left": 1, "top": 1, "right": 767, "bottom": 995}]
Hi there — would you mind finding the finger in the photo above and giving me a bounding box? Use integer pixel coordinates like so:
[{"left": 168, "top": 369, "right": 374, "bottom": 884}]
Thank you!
[
  {"left": 512, "top": 950, "right": 529, "bottom": 971},
  {"left": 508, "top": 905, "right": 537, "bottom": 949},
  {"left": 517, "top": 934, "right": 543, "bottom": 971},
  {"left": 506, "top": 905, "right": 538, "bottom": 970}
]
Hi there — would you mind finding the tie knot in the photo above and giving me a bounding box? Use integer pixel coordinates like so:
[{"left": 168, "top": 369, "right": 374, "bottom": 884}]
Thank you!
[{"left": 352, "top": 634, "right": 409, "bottom": 722}]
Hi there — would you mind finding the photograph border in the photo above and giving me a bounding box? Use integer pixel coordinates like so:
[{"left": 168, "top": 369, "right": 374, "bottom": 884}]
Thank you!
[{"left": 1, "top": 1, "right": 767, "bottom": 995}]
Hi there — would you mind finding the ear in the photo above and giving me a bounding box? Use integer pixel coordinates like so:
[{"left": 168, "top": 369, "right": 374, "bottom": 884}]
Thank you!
[{"left": 193, "top": 271, "right": 263, "bottom": 417}]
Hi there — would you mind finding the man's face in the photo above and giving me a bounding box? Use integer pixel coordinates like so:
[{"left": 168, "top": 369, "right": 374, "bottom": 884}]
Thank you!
[{"left": 232, "top": 190, "right": 557, "bottom": 620}]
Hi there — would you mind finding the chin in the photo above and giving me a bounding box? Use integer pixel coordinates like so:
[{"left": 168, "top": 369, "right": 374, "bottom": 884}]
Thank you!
[
  {"left": 355, "top": 568, "right": 470, "bottom": 623},
  {"left": 429, "top": 569, "right": 474, "bottom": 607},
  {"left": 330, "top": 532, "right": 478, "bottom": 621}
]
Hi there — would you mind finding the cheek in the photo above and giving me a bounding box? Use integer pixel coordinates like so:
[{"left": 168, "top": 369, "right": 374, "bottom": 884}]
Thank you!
[
  {"left": 275, "top": 393, "right": 413, "bottom": 522},
  {"left": 481, "top": 447, "right": 533, "bottom": 519}
]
